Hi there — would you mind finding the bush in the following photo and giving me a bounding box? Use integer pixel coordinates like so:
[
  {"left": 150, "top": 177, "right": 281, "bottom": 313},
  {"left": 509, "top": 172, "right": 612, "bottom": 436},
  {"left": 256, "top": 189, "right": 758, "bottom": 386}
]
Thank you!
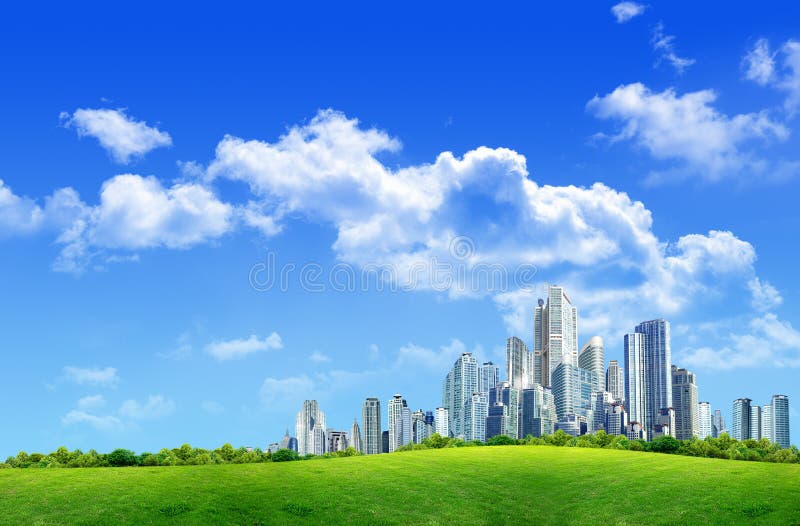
[
  {"left": 487, "top": 435, "right": 517, "bottom": 446},
  {"left": 107, "top": 449, "right": 138, "bottom": 467},
  {"left": 271, "top": 449, "right": 300, "bottom": 462},
  {"left": 650, "top": 436, "right": 681, "bottom": 454}
]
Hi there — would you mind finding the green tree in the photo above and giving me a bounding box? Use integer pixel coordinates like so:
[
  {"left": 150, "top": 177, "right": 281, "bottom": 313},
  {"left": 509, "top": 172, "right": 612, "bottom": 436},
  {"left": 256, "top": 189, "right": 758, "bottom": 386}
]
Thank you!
[
  {"left": 272, "top": 449, "right": 300, "bottom": 462},
  {"left": 106, "top": 449, "right": 138, "bottom": 467}
]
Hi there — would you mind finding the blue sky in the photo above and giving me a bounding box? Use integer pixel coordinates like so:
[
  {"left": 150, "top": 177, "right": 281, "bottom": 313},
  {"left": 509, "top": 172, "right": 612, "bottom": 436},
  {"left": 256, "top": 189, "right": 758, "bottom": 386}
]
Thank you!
[{"left": 1, "top": 1, "right": 799, "bottom": 455}]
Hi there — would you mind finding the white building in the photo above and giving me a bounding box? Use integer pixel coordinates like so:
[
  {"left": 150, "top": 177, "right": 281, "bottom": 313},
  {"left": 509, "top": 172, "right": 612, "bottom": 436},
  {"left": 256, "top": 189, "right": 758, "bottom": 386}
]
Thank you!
[
  {"left": 533, "top": 286, "right": 578, "bottom": 388},
  {"left": 578, "top": 336, "right": 605, "bottom": 394},
  {"left": 698, "top": 401, "right": 712, "bottom": 440},
  {"left": 606, "top": 359, "right": 624, "bottom": 403},
  {"left": 463, "top": 392, "right": 488, "bottom": 442},
  {"left": 362, "top": 397, "right": 381, "bottom": 455},
  {"left": 506, "top": 337, "right": 528, "bottom": 391},
  {"left": 388, "top": 394, "right": 412, "bottom": 452},
  {"left": 671, "top": 365, "right": 699, "bottom": 440},
  {"left": 624, "top": 333, "right": 647, "bottom": 441},
  {"left": 434, "top": 407, "right": 450, "bottom": 437},
  {"left": 296, "top": 400, "right": 326, "bottom": 456},
  {"left": 442, "top": 352, "right": 478, "bottom": 438}
]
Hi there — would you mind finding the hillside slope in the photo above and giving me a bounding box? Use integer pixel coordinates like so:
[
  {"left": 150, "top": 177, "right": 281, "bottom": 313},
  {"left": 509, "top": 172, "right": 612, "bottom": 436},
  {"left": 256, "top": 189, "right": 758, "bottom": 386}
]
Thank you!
[{"left": 1, "top": 445, "right": 798, "bottom": 525}]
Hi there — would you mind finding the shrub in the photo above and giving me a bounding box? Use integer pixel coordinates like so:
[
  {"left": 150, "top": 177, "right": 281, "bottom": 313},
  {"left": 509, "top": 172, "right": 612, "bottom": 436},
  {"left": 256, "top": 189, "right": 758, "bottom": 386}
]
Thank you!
[
  {"left": 487, "top": 435, "right": 517, "bottom": 446},
  {"left": 272, "top": 449, "right": 300, "bottom": 462},
  {"left": 106, "top": 449, "right": 138, "bottom": 467}
]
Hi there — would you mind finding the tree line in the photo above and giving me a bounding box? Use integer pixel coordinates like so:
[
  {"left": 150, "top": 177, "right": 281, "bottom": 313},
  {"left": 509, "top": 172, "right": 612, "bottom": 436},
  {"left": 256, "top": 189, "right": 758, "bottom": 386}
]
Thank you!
[{"left": 3, "top": 431, "right": 798, "bottom": 468}]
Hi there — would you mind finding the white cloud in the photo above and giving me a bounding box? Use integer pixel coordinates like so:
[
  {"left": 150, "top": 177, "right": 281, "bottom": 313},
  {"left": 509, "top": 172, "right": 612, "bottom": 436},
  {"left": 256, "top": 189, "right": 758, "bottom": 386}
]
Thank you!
[
  {"left": 611, "top": 2, "right": 645, "bottom": 23},
  {"left": 0, "top": 181, "right": 87, "bottom": 238},
  {"left": 62, "top": 366, "right": 119, "bottom": 387},
  {"left": 651, "top": 22, "right": 695, "bottom": 74},
  {"left": 748, "top": 277, "right": 783, "bottom": 311},
  {"left": 62, "top": 410, "right": 123, "bottom": 432},
  {"left": 61, "top": 108, "right": 172, "bottom": 163},
  {"left": 54, "top": 174, "right": 234, "bottom": 272},
  {"left": 309, "top": 351, "right": 331, "bottom": 363},
  {"left": 587, "top": 82, "right": 788, "bottom": 181},
  {"left": 743, "top": 38, "right": 776, "bottom": 85},
  {"left": 395, "top": 339, "right": 468, "bottom": 371},
  {"left": 77, "top": 394, "right": 106, "bottom": 410},
  {"left": 680, "top": 313, "right": 800, "bottom": 370},
  {"left": 743, "top": 38, "right": 800, "bottom": 115},
  {"left": 205, "top": 332, "right": 282, "bottom": 361},
  {"left": 260, "top": 375, "right": 316, "bottom": 408},
  {"left": 118, "top": 395, "right": 176, "bottom": 420}
]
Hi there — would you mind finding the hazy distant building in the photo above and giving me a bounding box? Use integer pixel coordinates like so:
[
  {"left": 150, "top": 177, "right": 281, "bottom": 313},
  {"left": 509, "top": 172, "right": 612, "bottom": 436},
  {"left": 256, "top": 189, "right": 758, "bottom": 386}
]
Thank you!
[
  {"left": 698, "top": 402, "right": 712, "bottom": 440},
  {"left": 592, "top": 391, "right": 614, "bottom": 433},
  {"left": 506, "top": 337, "right": 528, "bottom": 391},
  {"left": 606, "top": 359, "right": 624, "bottom": 403},
  {"left": 578, "top": 336, "right": 605, "bottom": 394},
  {"left": 267, "top": 443, "right": 280, "bottom": 454},
  {"left": 362, "top": 397, "right": 382, "bottom": 455},
  {"left": 533, "top": 286, "right": 578, "bottom": 388},
  {"left": 350, "top": 419, "right": 363, "bottom": 453},
  {"left": 732, "top": 398, "right": 752, "bottom": 441},
  {"left": 653, "top": 407, "right": 675, "bottom": 439},
  {"left": 296, "top": 400, "right": 326, "bottom": 456},
  {"left": 626, "top": 421, "right": 645, "bottom": 441},
  {"left": 280, "top": 428, "right": 298, "bottom": 452},
  {"left": 552, "top": 362, "right": 595, "bottom": 425},
  {"left": 388, "top": 394, "right": 412, "bottom": 452},
  {"left": 713, "top": 409, "right": 726, "bottom": 437},
  {"left": 412, "top": 409, "right": 429, "bottom": 444},
  {"left": 435, "top": 407, "right": 450, "bottom": 437},
  {"left": 671, "top": 365, "right": 698, "bottom": 440}
]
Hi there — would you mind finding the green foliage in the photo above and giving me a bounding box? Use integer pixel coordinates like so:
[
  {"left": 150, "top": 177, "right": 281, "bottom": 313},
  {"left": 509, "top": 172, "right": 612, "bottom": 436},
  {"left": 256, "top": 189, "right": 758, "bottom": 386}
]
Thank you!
[
  {"left": 107, "top": 449, "right": 138, "bottom": 467},
  {"left": 650, "top": 436, "right": 681, "bottom": 454},
  {"left": 487, "top": 435, "right": 517, "bottom": 446},
  {"left": 272, "top": 449, "right": 300, "bottom": 462}
]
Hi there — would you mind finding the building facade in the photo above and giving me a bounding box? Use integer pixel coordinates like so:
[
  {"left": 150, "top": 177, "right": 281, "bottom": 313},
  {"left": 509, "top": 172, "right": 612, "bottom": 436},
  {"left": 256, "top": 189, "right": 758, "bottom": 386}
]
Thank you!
[
  {"left": 506, "top": 337, "right": 528, "bottom": 391},
  {"left": 624, "top": 332, "right": 647, "bottom": 440},
  {"left": 578, "top": 336, "right": 605, "bottom": 394},
  {"left": 479, "top": 361, "right": 500, "bottom": 395},
  {"left": 296, "top": 400, "right": 326, "bottom": 456},
  {"left": 434, "top": 407, "right": 450, "bottom": 437},
  {"left": 388, "top": 394, "right": 411, "bottom": 452},
  {"left": 606, "top": 359, "right": 624, "bottom": 403},
  {"left": 671, "top": 365, "right": 699, "bottom": 440},
  {"left": 635, "top": 319, "right": 673, "bottom": 440},
  {"left": 772, "top": 394, "right": 790, "bottom": 449},
  {"left": 443, "top": 352, "right": 479, "bottom": 439},
  {"left": 533, "top": 286, "right": 578, "bottom": 388},
  {"left": 362, "top": 397, "right": 382, "bottom": 455},
  {"left": 698, "top": 402, "right": 712, "bottom": 440},
  {"left": 732, "top": 398, "right": 752, "bottom": 441}
]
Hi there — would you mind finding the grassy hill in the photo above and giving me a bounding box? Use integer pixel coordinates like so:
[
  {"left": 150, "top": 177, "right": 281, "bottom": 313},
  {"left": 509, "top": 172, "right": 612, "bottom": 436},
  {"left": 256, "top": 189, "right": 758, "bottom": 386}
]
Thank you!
[{"left": 1, "top": 445, "right": 799, "bottom": 525}]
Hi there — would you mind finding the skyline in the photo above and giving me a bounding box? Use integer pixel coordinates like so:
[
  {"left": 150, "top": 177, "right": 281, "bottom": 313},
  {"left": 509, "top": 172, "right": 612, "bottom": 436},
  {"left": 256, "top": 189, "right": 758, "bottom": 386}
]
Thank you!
[{"left": 2, "top": 2, "right": 800, "bottom": 456}]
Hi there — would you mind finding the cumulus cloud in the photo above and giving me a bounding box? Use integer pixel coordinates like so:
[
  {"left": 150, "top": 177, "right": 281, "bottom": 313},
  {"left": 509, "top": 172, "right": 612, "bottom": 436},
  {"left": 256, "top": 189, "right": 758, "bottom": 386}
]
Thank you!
[
  {"left": 651, "top": 22, "right": 695, "bottom": 74},
  {"left": 611, "top": 2, "right": 645, "bottom": 23},
  {"left": 587, "top": 82, "right": 789, "bottom": 181},
  {"left": 61, "top": 108, "right": 172, "bottom": 163},
  {"left": 63, "top": 394, "right": 175, "bottom": 431},
  {"left": 260, "top": 375, "right": 316, "bottom": 408},
  {"left": 76, "top": 394, "right": 106, "bottom": 410},
  {"left": 395, "top": 339, "right": 469, "bottom": 371},
  {"left": 309, "top": 351, "right": 332, "bottom": 363},
  {"left": 62, "top": 410, "right": 123, "bottom": 431},
  {"left": 118, "top": 395, "right": 176, "bottom": 420},
  {"left": 680, "top": 313, "right": 800, "bottom": 370},
  {"left": 62, "top": 366, "right": 119, "bottom": 387},
  {"left": 53, "top": 174, "right": 234, "bottom": 272},
  {"left": 743, "top": 38, "right": 800, "bottom": 115},
  {"left": 748, "top": 277, "right": 783, "bottom": 311},
  {"left": 205, "top": 333, "right": 282, "bottom": 361}
]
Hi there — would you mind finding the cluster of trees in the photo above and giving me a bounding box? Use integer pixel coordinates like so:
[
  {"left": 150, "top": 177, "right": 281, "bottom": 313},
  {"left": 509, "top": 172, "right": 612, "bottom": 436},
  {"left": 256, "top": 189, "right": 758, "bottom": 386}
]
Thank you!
[
  {"left": 396, "top": 431, "right": 800, "bottom": 464},
  {"left": 2, "top": 444, "right": 361, "bottom": 469}
]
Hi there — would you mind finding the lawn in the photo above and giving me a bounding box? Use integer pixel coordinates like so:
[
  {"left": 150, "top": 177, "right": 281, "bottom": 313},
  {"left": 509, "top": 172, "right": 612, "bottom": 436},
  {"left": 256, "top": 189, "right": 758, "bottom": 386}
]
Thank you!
[{"left": 1, "top": 445, "right": 799, "bottom": 525}]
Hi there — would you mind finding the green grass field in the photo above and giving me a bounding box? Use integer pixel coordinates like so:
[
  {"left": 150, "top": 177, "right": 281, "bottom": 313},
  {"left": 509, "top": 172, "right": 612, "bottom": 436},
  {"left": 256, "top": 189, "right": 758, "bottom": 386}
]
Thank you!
[{"left": 1, "top": 445, "right": 799, "bottom": 525}]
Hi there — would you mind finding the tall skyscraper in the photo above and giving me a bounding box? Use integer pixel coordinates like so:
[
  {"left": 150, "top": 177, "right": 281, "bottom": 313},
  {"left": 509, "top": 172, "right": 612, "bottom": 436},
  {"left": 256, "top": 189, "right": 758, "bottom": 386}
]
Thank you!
[
  {"left": 434, "top": 407, "right": 450, "bottom": 437},
  {"left": 624, "top": 332, "right": 647, "bottom": 440},
  {"left": 552, "top": 362, "right": 596, "bottom": 425},
  {"left": 388, "top": 394, "right": 411, "bottom": 452},
  {"left": 443, "top": 352, "right": 479, "bottom": 438},
  {"left": 671, "top": 365, "right": 699, "bottom": 440},
  {"left": 698, "top": 402, "right": 712, "bottom": 440},
  {"left": 533, "top": 286, "right": 578, "bottom": 388},
  {"left": 592, "top": 391, "right": 615, "bottom": 433},
  {"left": 463, "top": 392, "right": 488, "bottom": 442},
  {"left": 485, "top": 403, "right": 507, "bottom": 440},
  {"left": 749, "top": 405, "right": 762, "bottom": 441},
  {"left": 489, "top": 381, "right": 519, "bottom": 439},
  {"left": 761, "top": 404, "right": 773, "bottom": 443},
  {"left": 606, "top": 359, "right": 624, "bottom": 403},
  {"left": 350, "top": 419, "right": 363, "bottom": 453},
  {"left": 713, "top": 409, "right": 726, "bottom": 437},
  {"left": 520, "top": 385, "right": 556, "bottom": 438},
  {"left": 362, "top": 397, "right": 382, "bottom": 455},
  {"left": 732, "top": 398, "right": 752, "bottom": 441},
  {"left": 506, "top": 337, "right": 528, "bottom": 391},
  {"left": 772, "top": 394, "right": 790, "bottom": 449},
  {"left": 578, "top": 336, "right": 604, "bottom": 394},
  {"left": 296, "top": 400, "right": 326, "bottom": 456},
  {"left": 479, "top": 361, "right": 500, "bottom": 394},
  {"left": 635, "top": 319, "right": 673, "bottom": 439},
  {"left": 411, "top": 409, "right": 428, "bottom": 444},
  {"left": 605, "top": 402, "right": 628, "bottom": 436}
]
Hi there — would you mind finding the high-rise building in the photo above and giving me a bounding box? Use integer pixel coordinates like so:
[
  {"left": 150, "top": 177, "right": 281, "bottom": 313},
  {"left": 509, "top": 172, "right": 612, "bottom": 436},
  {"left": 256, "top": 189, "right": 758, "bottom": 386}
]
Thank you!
[
  {"left": 761, "top": 404, "right": 773, "bottom": 443},
  {"left": 350, "top": 419, "right": 363, "bottom": 453},
  {"left": 606, "top": 360, "right": 624, "bottom": 403},
  {"left": 606, "top": 402, "right": 628, "bottom": 436},
  {"left": 592, "top": 391, "right": 615, "bottom": 433},
  {"left": 489, "top": 381, "right": 519, "bottom": 439},
  {"left": 713, "top": 409, "right": 726, "bottom": 437},
  {"left": 381, "top": 430, "right": 389, "bottom": 453},
  {"left": 362, "top": 398, "right": 382, "bottom": 455},
  {"left": 425, "top": 410, "right": 435, "bottom": 438},
  {"left": 506, "top": 337, "right": 528, "bottom": 391},
  {"left": 624, "top": 332, "right": 647, "bottom": 440},
  {"left": 480, "top": 362, "right": 500, "bottom": 394},
  {"left": 635, "top": 319, "right": 673, "bottom": 439},
  {"left": 388, "top": 394, "right": 412, "bottom": 452},
  {"left": 485, "top": 403, "right": 507, "bottom": 440},
  {"left": 653, "top": 407, "right": 675, "bottom": 439},
  {"left": 626, "top": 421, "right": 645, "bottom": 441},
  {"left": 533, "top": 286, "right": 578, "bottom": 388},
  {"left": 552, "top": 362, "right": 595, "bottom": 427},
  {"left": 772, "top": 395, "right": 790, "bottom": 449},
  {"left": 671, "top": 365, "right": 699, "bottom": 440},
  {"left": 520, "top": 385, "right": 556, "bottom": 438},
  {"left": 443, "top": 352, "right": 479, "bottom": 438},
  {"left": 698, "top": 402, "right": 712, "bottom": 440},
  {"left": 411, "top": 409, "right": 428, "bottom": 444},
  {"left": 280, "top": 428, "right": 298, "bottom": 452},
  {"left": 463, "top": 392, "right": 488, "bottom": 442},
  {"left": 749, "top": 405, "right": 762, "bottom": 441},
  {"left": 296, "top": 400, "right": 326, "bottom": 456},
  {"left": 434, "top": 407, "right": 450, "bottom": 437},
  {"left": 732, "top": 398, "right": 752, "bottom": 441},
  {"left": 327, "top": 430, "right": 348, "bottom": 452},
  {"left": 578, "top": 336, "right": 605, "bottom": 394}
]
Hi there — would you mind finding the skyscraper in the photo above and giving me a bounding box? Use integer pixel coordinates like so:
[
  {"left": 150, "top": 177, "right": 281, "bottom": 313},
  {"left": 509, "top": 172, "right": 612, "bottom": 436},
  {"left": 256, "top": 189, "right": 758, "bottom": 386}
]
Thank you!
[
  {"left": 327, "top": 430, "right": 348, "bottom": 452},
  {"left": 761, "top": 404, "right": 773, "bottom": 443},
  {"left": 605, "top": 402, "right": 628, "bottom": 436},
  {"left": 296, "top": 400, "right": 326, "bottom": 456},
  {"left": 732, "top": 398, "right": 752, "bottom": 441},
  {"left": 388, "top": 394, "right": 411, "bottom": 452},
  {"left": 772, "top": 394, "right": 790, "bottom": 449},
  {"left": 411, "top": 409, "right": 428, "bottom": 444},
  {"left": 443, "top": 352, "right": 479, "bottom": 438},
  {"left": 506, "top": 337, "right": 528, "bottom": 391},
  {"left": 624, "top": 332, "right": 647, "bottom": 440},
  {"left": 280, "top": 428, "right": 298, "bottom": 452},
  {"left": 533, "top": 286, "right": 578, "bottom": 388},
  {"left": 463, "top": 392, "right": 488, "bottom": 442},
  {"left": 485, "top": 403, "right": 507, "bottom": 440},
  {"left": 606, "top": 359, "right": 624, "bottom": 403},
  {"left": 480, "top": 361, "right": 500, "bottom": 394},
  {"left": 350, "top": 419, "right": 363, "bottom": 453},
  {"left": 434, "top": 407, "right": 450, "bottom": 437},
  {"left": 520, "top": 385, "right": 556, "bottom": 438},
  {"left": 635, "top": 319, "right": 673, "bottom": 439},
  {"left": 671, "top": 365, "right": 699, "bottom": 440},
  {"left": 489, "top": 381, "right": 519, "bottom": 439},
  {"left": 362, "top": 397, "right": 382, "bottom": 455},
  {"left": 552, "top": 362, "right": 596, "bottom": 426},
  {"left": 713, "top": 409, "right": 726, "bottom": 437},
  {"left": 698, "top": 402, "right": 712, "bottom": 440},
  {"left": 749, "top": 405, "right": 762, "bottom": 441},
  {"left": 578, "top": 336, "right": 605, "bottom": 394}
]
